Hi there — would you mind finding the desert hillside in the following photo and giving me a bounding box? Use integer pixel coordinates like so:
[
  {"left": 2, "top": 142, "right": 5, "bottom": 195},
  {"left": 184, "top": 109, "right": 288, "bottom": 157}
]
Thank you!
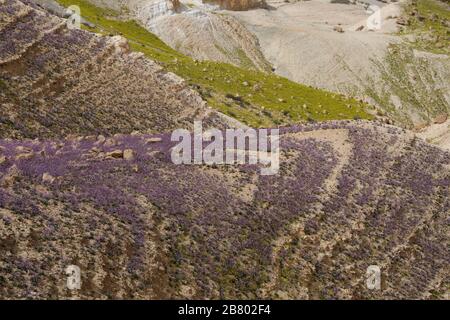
[
  {"left": 68, "top": 0, "right": 450, "bottom": 148},
  {"left": 0, "top": 121, "right": 448, "bottom": 299},
  {"left": 39, "top": 0, "right": 375, "bottom": 129},
  {"left": 0, "top": 0, "right": 448, "bottom": 301}
]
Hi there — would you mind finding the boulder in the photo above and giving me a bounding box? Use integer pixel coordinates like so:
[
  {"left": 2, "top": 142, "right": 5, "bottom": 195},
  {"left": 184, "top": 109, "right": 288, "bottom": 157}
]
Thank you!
[
  {"left": 433, "top": 113, "right": 448, "bottom": 124},
  {"left": 42, "top": 172, "right": 55, "bottom": 184},
  {"left": 123, "top": 149, "right": 135, "bottom": 161}
]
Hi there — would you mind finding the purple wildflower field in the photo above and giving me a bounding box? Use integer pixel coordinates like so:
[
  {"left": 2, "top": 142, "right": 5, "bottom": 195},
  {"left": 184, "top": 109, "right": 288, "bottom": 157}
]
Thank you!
[{"left": 0, "top": 121, "right": 448, "bottom": 299}]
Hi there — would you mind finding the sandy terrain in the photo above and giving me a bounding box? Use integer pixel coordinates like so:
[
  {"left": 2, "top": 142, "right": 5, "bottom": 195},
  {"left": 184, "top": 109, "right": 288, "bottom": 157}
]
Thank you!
[{"left": 229, "top": 0, "right": 401, "bottom": 94}]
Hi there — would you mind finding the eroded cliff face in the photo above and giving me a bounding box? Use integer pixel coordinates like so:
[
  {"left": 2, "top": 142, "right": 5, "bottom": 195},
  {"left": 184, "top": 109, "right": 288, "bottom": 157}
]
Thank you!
[
  {"left": 147, "top": 7, "right": 272, "bottom": 71},
  {"left": 203, "top": 0, "right": 265, "bottom": 10},
  {"left": 82, "top": 0, "right": 272, "bottom": 71},
  {"left": 0, "top": 0, "right": 227, "bottom": 139}
]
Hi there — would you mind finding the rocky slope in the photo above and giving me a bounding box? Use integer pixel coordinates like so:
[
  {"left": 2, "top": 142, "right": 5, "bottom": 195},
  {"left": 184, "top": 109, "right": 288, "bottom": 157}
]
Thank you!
[
  {"left": 0, "top": 0, "right": 229, "bottom": 139},
  {"left": 0, "top": 121, "right": 448, "bottom": 299}
]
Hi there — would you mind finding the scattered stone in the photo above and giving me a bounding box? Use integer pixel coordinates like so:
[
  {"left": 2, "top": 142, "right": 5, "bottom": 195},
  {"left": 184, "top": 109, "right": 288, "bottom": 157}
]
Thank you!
[
  {"left": 356, "top": 25, "right": 364, "bottom": 31},
  {"left": 396, "top": 17, "right": 409, "bottom": 26},
  {"left": 0, "top": 155, "right": 6, "bottom": 164},
  {"left": 277, "top": 98, "right": 286, "bottom": 103},
  {"left": 146, "top": 137, "right": 162, "bottom": 143},
  {"left": 95, "top": 135, "right": 106, "bottom": 145},
  {"left": 111, "top": 36, "right": 130, "bottom": 55},
  {"left": 334, "top": 26, "right": 344, "bottom": 33},
  {"left": 81, "top": 20, "right": 96, "bottom": 29},
  {"left": 106, "top": 149, "right": 123, "bottom": 159},
  {"left": 15, "top": 152, "right": 34, "bottom": 160},
  {"left": 42, "top": 172, "right": 55, "bottom": 184},
  {"left": 104, "top": 138, "right": 117, "bottom": 147},
  {"left": 242, "top": 81, "right": 249, "bottom": 87},
  {"left": 276, "top": 290, "right": 289, "bottom": 299},
  {"left": 15, "top": 146, "right": 32, "bottom": 153},
  {"left": 1, "top": 165, "right": 20, "bottom": 187},
  {"left": 123, "top": 149, "right": 135, "bottom": 161},
  {"left": 90, "top": 147, "right": 101, "bottom": 154}
]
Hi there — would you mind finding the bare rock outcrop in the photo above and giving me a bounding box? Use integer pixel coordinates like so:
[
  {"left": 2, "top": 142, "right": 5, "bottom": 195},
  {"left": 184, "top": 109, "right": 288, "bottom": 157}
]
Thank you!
[
  {"left": 203, "top": 0, "right": 265, "bottom": 11},
  {"left": 119, "top": 0, "right": 272, "bottom": 71}
]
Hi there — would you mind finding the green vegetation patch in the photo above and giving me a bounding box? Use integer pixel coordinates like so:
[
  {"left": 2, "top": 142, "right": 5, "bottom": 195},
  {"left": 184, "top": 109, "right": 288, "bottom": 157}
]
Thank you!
[
  {"left": 57, "top": 0, "right": 373, "bottom": 127},
  {"left": 0, "top": 79, "right": 7, "bottom": 90},
  {"left": 400, "top": 0, "right": 450, "bottom": 54},
  {"left": 367, "top": 42, "right": 449, "bottom": 128}
]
